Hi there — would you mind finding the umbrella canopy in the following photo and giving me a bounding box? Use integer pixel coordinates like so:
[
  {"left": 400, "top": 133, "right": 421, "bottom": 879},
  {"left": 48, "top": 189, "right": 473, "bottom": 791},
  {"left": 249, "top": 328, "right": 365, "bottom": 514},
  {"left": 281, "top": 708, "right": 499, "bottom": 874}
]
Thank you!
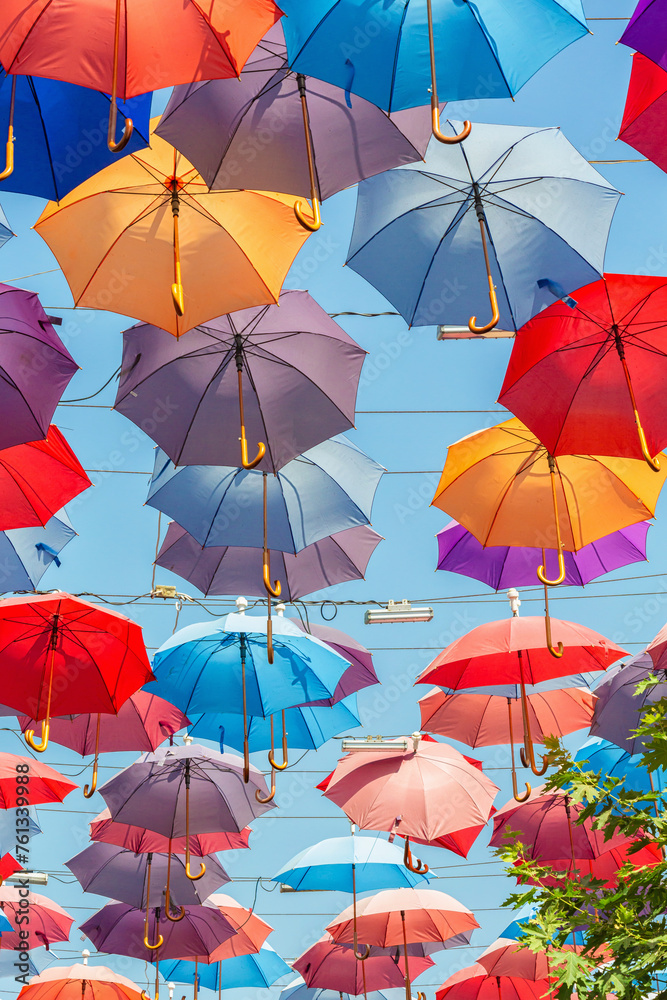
[
  {"left": 146, "top": 435, "right": 384, "bottom": 551},
  {"left": 419, "top": 687, "right": 596, "bottom": 747},
  {"left": 416, "top": 617, "right": 625, "bottom": 690},
  {"left": 156, "top": 23, "right": 436, "bottom": 202},
  {"left": 3, "top": 951, "right": 51, "bottom": 982},
  {"left": 99, "top": 744, "right": 275, "bottom": 837},
  {"left": 647, "top": 622, "right": 667, "bottom": 671},
  {"left": 0, "top": 887, "right": 73, "bottom": 948},
  {"left": 0, "top": 1, "right": 281, "bottom": 97},
  {"left": 436, "top": 972, "right": 551, "bottom": 1000},
  {"left": 346, "top": 123, "right": 620, "bottom": 331},
  {"left": 0, "top": 284, "right": 78, "bottom": 449},
  {"left": 0, "top": 509, "right": 77, "bottom": 593},
  {"left": 273, "top": 835, "right": 429, "bottom": 892},
  {"left": 155, "top": 523, "right": 382, "bottom": 601},
  {"left": 0, "top": 426, "right": 91, "bottom": 531},
  {"left": 321, "top": 733, "right": 498, "bottom": 843},
  {"left": 620, "top": 0, "right": 667, "bottom": 72},
  {"left": 589, "top": 653, "right": 664, "bottom": 754},
  {"left": 114, "top": 291, "right": 365, "bottom": 470},
  {"left": 477, "top": 939, "right": 551, "bottom": 981},
  {"left": 573, "top": 737, "right": 665, "bottom": 794},
  {"left": 90, "top": 809, "right": 251, "bottom": 856},
  {"left": 515, "top": 838, "right": 662, "bottom": 888},
  {"left": 151, "top": 608, "right": 349, "bottom": 718},
  {"left": 619, "top": 53, "right": 667, "bottom": 174},
  {"left": 436, "top": 520, "right": 650, "bottom": 591},
  {"left": 185, "top": 893, "right": 273, "bottom": 961},
  {"left": 281, "top": 982, "right": 392, "bottom": 1000},
  {"left": 279, "top": 0, "right": 587, "bottom": 110},
  {"left": 0, "top": 71, "right": 150, "bottom": 200},
  {"left": 188, "top": 694, "right": 361, "bottom": 753},
  {"left": 34, "top": 121, "right": 312, "bottom": 338},
  {"left": 79, "top": 901, "right": 236, "bottom": 961},
  {"left": 293, "top": 937, "right": 434, "bottom": 994},
  {"left": 0, "top": 753, "right": 77, "bottom": 806},
  {"left": 16, "top": 963, "right": 143, "bottom": 1000},
  {"left": 162, "top": 943, "right": 292, "bottom": 991},
  {"left": 0, "top": 203, "right": 11, "bottom": 249},
  {"left": 65, "top": 843, "right": 230, "bottom": 908},
  {"left": 499, "top": 274, "right": 667, "bottom": 467},
  {"left": 288, "top": 620, "right": 379, "bottom": 705},
  {"left": 326, "top": 887, "right": 478, "bottom": 946}
]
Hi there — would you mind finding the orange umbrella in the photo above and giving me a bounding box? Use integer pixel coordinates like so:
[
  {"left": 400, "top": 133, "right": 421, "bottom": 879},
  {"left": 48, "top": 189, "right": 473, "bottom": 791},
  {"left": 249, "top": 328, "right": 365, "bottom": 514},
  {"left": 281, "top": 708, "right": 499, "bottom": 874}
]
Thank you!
[
  {"left": 432, "top": 417, "right": 667, "bottom": 588},
  {"left": 197, "top": 893, "right": 272, "bottom": 960},
  {"left": 18, "top": 962, "right": 143, "bottom": 1000},
  {"left": 34, "top": 120, "right": 312, "bottom": 337}
]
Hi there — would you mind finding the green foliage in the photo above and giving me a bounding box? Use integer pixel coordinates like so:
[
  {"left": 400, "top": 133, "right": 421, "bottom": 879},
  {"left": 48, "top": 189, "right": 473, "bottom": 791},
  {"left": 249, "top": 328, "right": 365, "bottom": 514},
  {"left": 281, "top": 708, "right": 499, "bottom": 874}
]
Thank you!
[{"left": 495, "top": 693, "right": 667, "bottom": 1000}]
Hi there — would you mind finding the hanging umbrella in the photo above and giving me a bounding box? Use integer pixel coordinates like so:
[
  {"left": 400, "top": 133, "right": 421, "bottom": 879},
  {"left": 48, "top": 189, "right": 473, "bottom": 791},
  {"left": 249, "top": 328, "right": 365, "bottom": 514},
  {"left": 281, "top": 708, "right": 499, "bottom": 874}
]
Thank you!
[
  {"left": 346, "top": 123, "right": 619, "bottom": 333},
  {"left": 161, "top": 943, "right": 292, "bottom": 992},
  {"left": 288, "top": 620, "right": 379, "bottom": 705},
  {"left": 197, "top": 893, "right": 272, "bottom": 960},
  {"left": 279, "top": 0, "right": 587, "bottom": 144},
  {"left": 574, "top": 737, "right": 665, "bottom": 794},
  {"left": 65, "top": 842, "right": 230, "bottom": 910},
  {"left": 436, "top": 971, "right": 551, "bottom": 1000},
  {"left": 321, "top": 733, "right": 498, "bottom": 873},
  {"left": 0, "top": 951, "right": 46, "bottom": 979},
  {"left": 432, "top": 417, "right": 666, "bottom": 590},
  {"left": 0, "top": 70, "right": 150, "bottom": 195},
  {"left": 646, "top": 622, "right": 667, "bottom": 672},
  {"left": 515, "top": 838, "right": 662, "bottom": 888},
  {"left": 0, "top": 1, "right": 281, "bottom": 152},
  {"left": 293, "top": 936, "right": 434, "bottom": 996},
  {"left": 620, "top": 1, "right": 667, "bottom": 72},
  {"left": 499, "top": 274, "right": 667, "bottom": 469},
  {"left": 0, "top": 752, "right": 77, "bottom": 806},
  {"left": 589, "top": 652, "right": 665, "bottom": 754},
  {"left": 89, "top": 808, "right": 251, "bottom": 857},
  {"left": 0, "top": 888, "right": 73, "bottom": 949},
  {"left": 0, "top": 284, "right": 78, "bottom": 449},
  {"left": 416, "top": 615, "right": 624, "bottom": 785},
  {"left": 150, "top": 603, "right": 349, "bottom": 787},
  {"left": 499, "top": 906, "right": 612, "bottom": 961},
  {"left": 0, "top": 509, "right": 77, "bottom": 593},
  {"left": 619, "top": 53, "right": 667, "bottom": 174},
  {"left": 155, "top": 523, "right": 382, "bottom": 602},
  {"left": 436, "top": 520, "right": 650, "bottom": 591},
  {"left": 282, "top": 981, "right": 392, "bottom": 1000},
  {"left": 146, "top": 435, "right": 384, "bottom": 551},
  {"left": 419, "top": 686, "right": 596, "bottom": 802},
  {"left": 0, "top": 427, "right": 91, "bottom": 531},
  {"left": 99, "top": 743, "right": 275, "bottom": 881},
  {"left": 0, "top": 202, "right": 11, "bottom": 249},
  {"left": 16, "top": 962, "right": 144, "bottom": 1000},
  {"left": 476, "top": 939, "right": 551, "bottom": 981},
  {"left": 34, "top": 121, "right": 312, "bottom": 337},
  {"left": 156, "top": 23, "right": 438, "bottom": 231},
  {"left": 0, "top": 591, "right": 153, "bottom": 752},
  {"left": 18, "top": 690, "right": 188, "bottom": 797}
]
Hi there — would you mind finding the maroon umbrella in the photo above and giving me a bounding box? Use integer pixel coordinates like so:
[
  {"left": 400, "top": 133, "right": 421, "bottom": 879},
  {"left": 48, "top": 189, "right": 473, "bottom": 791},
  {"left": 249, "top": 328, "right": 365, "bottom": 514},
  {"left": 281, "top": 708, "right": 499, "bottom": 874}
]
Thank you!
[
  {"left": 293, "top": 936, "right": 435, "bottom": 995},
  {"left": 155, "top": 522, "right": 382, "bottom": 600},
  {"left": 0, "top": 283, "right": 78, "bottom": 450}
]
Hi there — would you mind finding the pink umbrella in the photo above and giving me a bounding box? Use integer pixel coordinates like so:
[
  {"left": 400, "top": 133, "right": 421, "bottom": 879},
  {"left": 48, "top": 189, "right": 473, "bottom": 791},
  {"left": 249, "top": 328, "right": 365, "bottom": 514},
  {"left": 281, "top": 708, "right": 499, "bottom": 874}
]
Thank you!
[
  {"left": 477, "top": 939, "right": 551, "bottom": 980},
  {"left": 89, "top": 808, "right": 251, "bottom": 856},
  {"left": 0, "top": 887, "right": 73, "bottom": 948},
  {"left": 436, "top": 972, "right": 552, "bottom": 1000},
  {"left": 18, "top": 691, "right": 189, "bottom": 798},
  {"left": 646, "top": 622, "right": 667, "bottom": 671},
  {"left": 293, "top": 936, "right": 434, "bottom": 997},
  {"left": 321, "top": 732, "right": 498, "bottom": 874}
]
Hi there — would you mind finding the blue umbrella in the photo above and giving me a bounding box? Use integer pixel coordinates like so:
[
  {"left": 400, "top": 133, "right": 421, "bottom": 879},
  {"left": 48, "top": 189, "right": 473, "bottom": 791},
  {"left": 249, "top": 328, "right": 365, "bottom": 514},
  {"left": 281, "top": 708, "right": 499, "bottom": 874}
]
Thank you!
[
  {"left": 273, "top": 834, "right": 429, "bottom": 892},
  {"left": 282, "top": 980, "right": 392, "bottom": 1000},
  {"left": 146, "top": 435, "right": 384, "bottom": 552},
  {"left": 0, "top": 71, "right": 150, "bottom": 200},
  {"left": 573, "top": 737, "right": 665, "bottom": 795},
  {"left": 346, "top": 122, "right": 620, "bottom": 333},
  {"left": 187, "top": 694, "right": 361, "bottom": 754},
  {"left": 0, "top": 201, "right": 11, "bottom": 249},
  {"left": 499, "top": 903, "right": 538, "bottom": 941},
  {"left": 0, "top": 509, "right": 76, "bottom": 593},
  {"left": 161, "top": 943, "right": 292, "bottom": 991},
  {"left": 0, "top": 808, "right": 40, "bottom": 854}
]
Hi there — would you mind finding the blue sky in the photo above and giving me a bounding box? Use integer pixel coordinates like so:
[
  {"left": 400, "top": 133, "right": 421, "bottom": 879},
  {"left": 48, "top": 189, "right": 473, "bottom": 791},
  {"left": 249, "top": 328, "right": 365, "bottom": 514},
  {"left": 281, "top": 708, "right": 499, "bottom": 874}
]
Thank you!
[{"left": 0, "top": 1, "right": 663, "bottom": 998}]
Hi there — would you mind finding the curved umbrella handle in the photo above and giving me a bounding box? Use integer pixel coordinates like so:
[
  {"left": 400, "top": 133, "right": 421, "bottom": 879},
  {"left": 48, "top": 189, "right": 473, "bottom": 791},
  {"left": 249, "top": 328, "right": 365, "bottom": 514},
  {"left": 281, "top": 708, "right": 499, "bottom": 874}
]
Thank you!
[
  {"left": 635, "top": 409, "right": 661, "bottom": 471},
  {"left": 165, "top": 849, "right": 186, "bottom": 921},
  {"left": 185, "top": 859, "right": 206, "bottom": 881},
  {"left": 511, "top": 764, "right": 531, "bottom": 803},
  {"left": 241, "top": 435, "right": 265, "bottom": 471},
  {"left": 295, "top": 75, "right": 323, "bottom": 232},
  {"left": 107, "top": 0, "right": 133, "bottom": 152},
  {"left": 613, "top": 326, "right": 661, "bottom": 471},
  {"left": 184, "top": 765, "right": 206, "bottom": 880},
  {"left": 519, "top": 744, "right": 549, "bottom": 776},
  {"left": 537, "top": 457, "right": 566, "bottom": 586},
  {"left": 263, "top": 555, "right": 281, "bottom": 599},
  {"left": 25, "top": 720, "right": 49, "bottom": 753},
  {"left": 268, "top": 712, "right": 288, "bottom": 771},
  {"left": 83, "top": 714, "right": 102, "bottom": 798},
  {"left": 294, "top": 196, "right": 322, "bottom": 233},
  {"left": 0, "top": 75, "right": 16, "bottom": 182},
  {"left": 469, "top": 276, "right": 500, "bottom": 334},
  {"left": 432, "top": 110, "right": 471, "bottom": 145},
  {"left": 403, "top": 836, "right": 429, "bottom": 875},
  {"left": 143, "top": 930, "right": 164, "bottom": 951},
  {"left": 255, "top": 767, "right": 276, "bottom": 804},
  {"left": 507, "top": 699, "right": 531, "bottom": 802},
  {"left": 544, "top": 606, "right": 564, "bottom": 659},
  {"left": 353, "top": 926, "right": 370, "bottom": 962},
  {"left": 166, "top": 903, "right": 185, "bottom": 922}
]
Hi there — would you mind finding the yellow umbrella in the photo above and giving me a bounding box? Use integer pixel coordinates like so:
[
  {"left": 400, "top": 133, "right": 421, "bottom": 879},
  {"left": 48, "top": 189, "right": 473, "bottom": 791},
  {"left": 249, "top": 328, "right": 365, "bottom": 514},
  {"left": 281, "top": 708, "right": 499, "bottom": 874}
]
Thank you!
[{"left": 34, "top": 119, "right": 312, "bottom": 337}]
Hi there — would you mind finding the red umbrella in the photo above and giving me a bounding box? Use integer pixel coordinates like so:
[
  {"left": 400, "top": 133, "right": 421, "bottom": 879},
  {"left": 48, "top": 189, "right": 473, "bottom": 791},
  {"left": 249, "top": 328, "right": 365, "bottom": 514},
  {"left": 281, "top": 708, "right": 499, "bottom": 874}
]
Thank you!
[
  {"left": 513, "top": 838, "right": 662, "bottom": 889},
  {"left": 477, "top": 939, "right": 551, "bottom": 980},
  {"left": 0, "top": 426, "right": 90, "bottom": 530},
  {"left": 89, "top": 808, "right": 251, "bottom": 856},
  {"left": 436, "top": 971, "right": 552, "bottom": 1000},
  {"left": 293, "top": 935, "right": 434, "bottom": 997},
  {"left": 0, "top": 592, "right": 153, "bottom": 753},
  {"left": 18, "top": 691, "right": 188, "bottom": 797},
  {"left": 499, "top": 274, "right": 667, "bottom": 470},
  {"left": 0, "top": 887, "right": 73, "bottom": 948},
  {"left": 0, "top": 752, "right": 77, "bottom": 806},
  {"left": 619, "top": 53, "right": 667, "bottom": 174}
]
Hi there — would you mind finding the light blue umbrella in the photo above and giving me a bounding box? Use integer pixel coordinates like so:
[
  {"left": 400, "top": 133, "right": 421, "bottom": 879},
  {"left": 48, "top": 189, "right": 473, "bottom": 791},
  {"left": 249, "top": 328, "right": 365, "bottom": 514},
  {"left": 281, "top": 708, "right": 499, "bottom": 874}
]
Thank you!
[
  {"left": 161, "top": 943, "right": 292, "bottom": 991},
  {"left": 0, "top": 203, "right": 11, "bottom": 250},
  {"left": 273, "top": 834, "right": 429, "bottom": 892},
  {"left": 282, "top": 979, "right": 392, "bottom": 1000},
  {"left": 0, "top": 808, "right": 41, "bottom": 854},
  {"left": 0, "top": 908, "right": 11, "bottom": 933},
  {"left": 346, "top": 122, "right": 620, "bottom": 332},
  {"left": 145, "top": 435, "right": 384, "bottom": 551},
  {"left": 0, "top": 509, "right": 76, "bottom": 593},
  {"left": 573, "top": 737, "right": 665, "bottom": 795},
  {"left": 0, "top": 946, "right": 50, "bottom": 976}
]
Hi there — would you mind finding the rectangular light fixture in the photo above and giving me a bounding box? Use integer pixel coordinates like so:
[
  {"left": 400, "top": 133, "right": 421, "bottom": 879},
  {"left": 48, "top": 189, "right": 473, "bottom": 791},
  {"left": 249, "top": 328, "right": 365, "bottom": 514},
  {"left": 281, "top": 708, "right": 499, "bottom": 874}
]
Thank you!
[
  {"left": 364, "top": 600, "right": 433, "bottom": 625},
  {"left": 5, "top": 871, "right": 48, "bottom": 886},
  {"left": 437, "top": 325, "right": 514, "bottom": 340},
  {"left": 341, "top": 736, "right": 410, "bottom": 752}
]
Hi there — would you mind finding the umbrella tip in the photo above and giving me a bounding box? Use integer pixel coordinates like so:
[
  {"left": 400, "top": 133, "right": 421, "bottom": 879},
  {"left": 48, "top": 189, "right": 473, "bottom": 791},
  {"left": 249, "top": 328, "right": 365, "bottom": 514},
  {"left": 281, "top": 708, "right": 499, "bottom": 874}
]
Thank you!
[{"left": 236, "top": 596, "right": 248, "bottom": 614}]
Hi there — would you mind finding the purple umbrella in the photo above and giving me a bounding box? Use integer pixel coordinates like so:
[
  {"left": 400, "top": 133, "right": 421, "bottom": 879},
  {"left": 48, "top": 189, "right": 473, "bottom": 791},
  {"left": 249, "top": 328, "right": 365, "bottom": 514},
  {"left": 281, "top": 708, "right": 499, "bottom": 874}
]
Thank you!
[
  {"left": 289, "top": 617, "right": 379, "bottom": 706},
  {"left": 590, "top": 652, "right": 666, "bottom": 755},
  {"left": 80, "top": 900, "right": 236, "bottom": 960},
  {"left": 620, "top": 1, "right": 667, "bottom": 72},
  {"left": 155, "top": 522, "right": 382, "bottom": 600},
  {"left": 436, "top": 520, "right": 650, "bottom": 590},
  {"left": 0, "top": 283, "right": 78, "bottom": 449},
  {"left": 156, "top": 23, "right": 436, "bottom": 232},
  {"left": 66, "top": 842, "right": 230, "bottom": 910},
  {"left": 114, "top": 290, "right": 365, "bottom": 471}
]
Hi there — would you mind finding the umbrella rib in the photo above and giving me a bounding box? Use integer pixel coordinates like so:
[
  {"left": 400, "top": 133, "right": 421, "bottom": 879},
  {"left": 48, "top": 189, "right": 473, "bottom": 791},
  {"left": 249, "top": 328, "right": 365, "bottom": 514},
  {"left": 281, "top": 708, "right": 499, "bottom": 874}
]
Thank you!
[
  {"left": 459, "top": 3, "right": 514, "bottom": 98},
  {"left": 410, "top": 191, "right": 477, "bottom": 324},
  {"left": 26, "top": 75, "right": 61, "bottom": 198},
  {"left": 170, "top": 346, "right": 237, "bottom": 465},
  {"left": 386, "top": 1, "right": 410, "bottom": 113}
]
